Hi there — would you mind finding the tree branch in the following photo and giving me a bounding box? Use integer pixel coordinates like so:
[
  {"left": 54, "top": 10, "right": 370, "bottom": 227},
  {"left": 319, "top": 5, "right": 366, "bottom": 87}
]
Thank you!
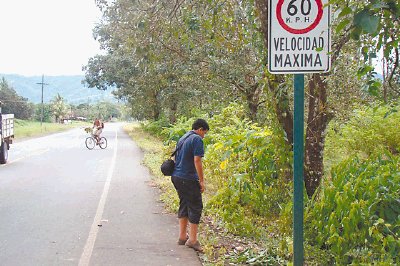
[
  {"left": 387, "top": 46, "right": 399, "bottom": 91},
  {"left": 169, "top": 0, "right": 185, "bottom": 19}
]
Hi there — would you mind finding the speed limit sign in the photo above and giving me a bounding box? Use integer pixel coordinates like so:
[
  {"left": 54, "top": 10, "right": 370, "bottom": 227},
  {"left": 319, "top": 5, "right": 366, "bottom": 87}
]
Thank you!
[{"left": 268, "top": 0, "right": 331, "bottom": 73}]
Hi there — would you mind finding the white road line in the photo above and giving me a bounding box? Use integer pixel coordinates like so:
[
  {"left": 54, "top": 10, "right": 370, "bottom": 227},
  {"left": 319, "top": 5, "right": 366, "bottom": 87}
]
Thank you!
[{"left": 79, "top": 130, "right": 118, "bottom": 266}]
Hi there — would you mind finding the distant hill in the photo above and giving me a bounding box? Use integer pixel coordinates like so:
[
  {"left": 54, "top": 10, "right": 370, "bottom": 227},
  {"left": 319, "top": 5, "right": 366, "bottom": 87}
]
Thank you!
[{"left": 0, "top": 74, "right": 115, "bottom": 104}]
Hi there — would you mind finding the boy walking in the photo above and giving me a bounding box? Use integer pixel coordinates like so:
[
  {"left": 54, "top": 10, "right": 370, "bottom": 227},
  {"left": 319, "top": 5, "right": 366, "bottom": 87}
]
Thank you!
[{"left": 171, "top": 119, "right": 209, "bottom": 252}]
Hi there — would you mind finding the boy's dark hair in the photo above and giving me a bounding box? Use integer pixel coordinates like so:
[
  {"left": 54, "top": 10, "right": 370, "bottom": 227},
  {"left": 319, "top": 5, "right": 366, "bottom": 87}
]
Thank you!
[{"left": 192, "top": 118, "right": 209, "bottom": 131}]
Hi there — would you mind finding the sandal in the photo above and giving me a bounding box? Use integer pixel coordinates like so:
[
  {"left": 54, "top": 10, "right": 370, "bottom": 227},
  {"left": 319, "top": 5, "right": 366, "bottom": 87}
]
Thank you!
[
  {"left": 185, "top": 240, "right": 203, "bottom": 253},
  {"left": 177, "top": 236, "right": 189, "bottom": 245}
]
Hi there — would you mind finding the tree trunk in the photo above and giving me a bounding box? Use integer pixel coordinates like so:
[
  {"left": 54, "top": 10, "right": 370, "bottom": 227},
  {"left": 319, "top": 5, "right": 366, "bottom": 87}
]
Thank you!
[
  {"left": 255, "top": 0, "right": 268, "bottom": 45},
  {"left": 245, "top": 83, "right": 262, "bottom": 122},
  {"left": 151, "top": 91, "right": 161, "bottom": 120},
  {"left": 169, "top": 100, "right": 177, "bottom": 124},
  {"left": 153, "top": 105, "right": 160, "bottom": 120},
  {"left": 304, "top": 74, "right": 332, "bottom": 197},
  {"left": 247, "top": 96, "right": 258, "bottom": 121},
  {"left": 266, "top": 75, "right": 294, "bottom": 146}
]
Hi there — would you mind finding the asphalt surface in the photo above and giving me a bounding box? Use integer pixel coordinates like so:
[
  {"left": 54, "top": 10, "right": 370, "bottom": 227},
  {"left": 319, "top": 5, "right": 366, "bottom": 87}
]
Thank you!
[{"left": 0, "top": 123, "right": 202, "bottom": 266}]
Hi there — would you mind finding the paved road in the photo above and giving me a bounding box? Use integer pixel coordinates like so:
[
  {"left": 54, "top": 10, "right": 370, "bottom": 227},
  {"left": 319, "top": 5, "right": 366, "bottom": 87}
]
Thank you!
[{"left": 0, "top": 123, "right": 202, "bottom": 266}]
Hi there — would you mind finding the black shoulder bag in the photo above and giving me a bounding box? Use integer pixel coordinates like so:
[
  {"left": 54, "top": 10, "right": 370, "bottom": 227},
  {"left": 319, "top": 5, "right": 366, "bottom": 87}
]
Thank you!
[{"left": 160, "top": 132, "right": 194, "bottom": 176}]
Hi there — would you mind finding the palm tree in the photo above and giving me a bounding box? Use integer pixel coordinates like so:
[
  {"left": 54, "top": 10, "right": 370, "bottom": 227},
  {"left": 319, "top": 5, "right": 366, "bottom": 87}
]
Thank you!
[{"left": 51, "top": 93, "right": 68, "bottom": 123}]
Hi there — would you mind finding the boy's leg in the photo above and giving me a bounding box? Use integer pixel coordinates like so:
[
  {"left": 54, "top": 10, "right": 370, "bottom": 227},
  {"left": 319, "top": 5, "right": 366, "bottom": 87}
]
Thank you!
[
  {"left": 179, "top": 217, "right": 188, "bottom": 240},
  {"left": 188, "top": 222, "right": 198, "bottom": 242}
]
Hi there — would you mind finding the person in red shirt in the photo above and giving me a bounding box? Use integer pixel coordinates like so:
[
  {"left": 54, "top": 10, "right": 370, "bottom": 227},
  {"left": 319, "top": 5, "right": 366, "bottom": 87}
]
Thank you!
[{"left": 92, "top": 118, "right": 104, "bottom": 143}]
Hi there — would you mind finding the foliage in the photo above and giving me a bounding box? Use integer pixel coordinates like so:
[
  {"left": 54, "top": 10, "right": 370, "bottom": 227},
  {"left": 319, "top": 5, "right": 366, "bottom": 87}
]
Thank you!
[
  {"left": 331, "top": 0, "right": 400, "bottom": 100},
  {"left": 86, "top": 0, "right": 268, "bottom": 123},
  {"left": 325, "top": 41, "right": 375, "bottom": 122},
  {"left": 34, "top": 103, "right": 53, "bottom": 123},
  {"left": 226, "top": 244, "right": 288, "bottom": 265},
  {"left": 140, "top": 118, "right": 171, "bottom": 138},
  {"left": 69, "top": 101, "right": 123, "bottom": 122},
  {"left": 90, "top": 101, "right": 122, "bottom": 121},
  {"left": 324, "top": 102, "right": 400, "bottom": 170},
  {"left": 158, "top": 116, "right": 209, "bottom": 160},
  {"left": 162, "top": 116, "right": 198, "bottom": 142},
  {"left": 207, "top": 129, "right": 289, "bottom": 216},
  {"left": 162, "top": 103, "right": 292, "bottom": 237},
  {"left": 51, "top": 93, "right": 68, "bottom": 123},
  {"left": 254, "top": 0, "right": 393, "bottom": 197},
  {"left": 0, "top": 78, "right": 34, "bottom": 119},
  {"left": 305, "top": 154, "right": 400, "bottom": 264},
  {"left": 132, "top": 102, "right": 400, "bottom": 264}
]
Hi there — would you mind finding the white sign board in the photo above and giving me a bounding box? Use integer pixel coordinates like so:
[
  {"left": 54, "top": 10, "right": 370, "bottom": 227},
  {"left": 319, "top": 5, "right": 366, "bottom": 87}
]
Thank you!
[{"left": 268, "top": 0, "right": 331, "bottom": 74}]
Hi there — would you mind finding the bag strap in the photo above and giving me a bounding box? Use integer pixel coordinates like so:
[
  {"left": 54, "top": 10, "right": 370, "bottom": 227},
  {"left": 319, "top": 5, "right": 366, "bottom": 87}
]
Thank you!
[{"left": 171, "top": 132, "right": 195, "bottom": 157}]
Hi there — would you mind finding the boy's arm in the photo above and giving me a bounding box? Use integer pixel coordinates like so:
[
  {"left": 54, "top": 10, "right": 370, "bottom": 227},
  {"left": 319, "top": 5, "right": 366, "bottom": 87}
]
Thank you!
[{"left": 194, "top": 156, "right": 205, "bottom": 193}]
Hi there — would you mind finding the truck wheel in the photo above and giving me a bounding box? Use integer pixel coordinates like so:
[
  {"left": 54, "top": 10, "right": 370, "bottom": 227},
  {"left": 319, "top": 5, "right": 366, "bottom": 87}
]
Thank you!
[{"left": 0, "top": 141, "right": 8, "bottom": 164}]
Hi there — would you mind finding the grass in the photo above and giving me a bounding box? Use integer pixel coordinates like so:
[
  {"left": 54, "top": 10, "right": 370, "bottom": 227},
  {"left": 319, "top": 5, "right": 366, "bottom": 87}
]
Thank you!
[{"left": 14, "top": 119, "right": 90, "bottom": 140}]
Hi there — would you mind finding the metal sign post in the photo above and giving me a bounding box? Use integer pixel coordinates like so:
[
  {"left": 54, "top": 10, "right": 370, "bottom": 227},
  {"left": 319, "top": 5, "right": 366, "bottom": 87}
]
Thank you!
[
  {"left": 293, "top": 73, "right": 304, "bottom": 265},
  {"left": 268, "top": 0, "right": 331, "bottom": 265}
]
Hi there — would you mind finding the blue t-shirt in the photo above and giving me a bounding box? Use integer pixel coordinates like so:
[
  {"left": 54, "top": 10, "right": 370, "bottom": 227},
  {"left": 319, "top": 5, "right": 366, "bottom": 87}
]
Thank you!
[{"left": 172, "top": 131, "right": 204, "bottom": 181}]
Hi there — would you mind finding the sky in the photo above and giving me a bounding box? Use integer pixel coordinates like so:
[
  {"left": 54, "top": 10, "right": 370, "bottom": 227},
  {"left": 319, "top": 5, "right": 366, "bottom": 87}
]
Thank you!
[{"left": 0, "top": 0, "right": 103, "bottom": 76}]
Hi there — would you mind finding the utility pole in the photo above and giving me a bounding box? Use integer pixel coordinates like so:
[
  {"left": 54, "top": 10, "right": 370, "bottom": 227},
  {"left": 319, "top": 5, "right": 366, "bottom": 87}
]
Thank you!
[{"left": 36, "top": 74, "right": 49, "bottom": 128}]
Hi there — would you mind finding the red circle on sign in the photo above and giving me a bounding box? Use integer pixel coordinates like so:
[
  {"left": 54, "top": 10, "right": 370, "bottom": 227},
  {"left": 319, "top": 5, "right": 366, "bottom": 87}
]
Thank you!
[{"left": 276, "top": 0, "right": 323, "bottom": 34}]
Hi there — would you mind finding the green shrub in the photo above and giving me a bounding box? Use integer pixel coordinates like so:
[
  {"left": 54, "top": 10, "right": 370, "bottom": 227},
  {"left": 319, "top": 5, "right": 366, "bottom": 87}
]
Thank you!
[
  {"left": 161, "top": 116, "right": 197, "bottom": 143},
  {"left": 202, "top": 103, "right": 292, "bottom": 236},
  {"left": 141, "top": 117, "right": 171, "bottom": 137},
  {"left": 325, "top": 103, "right": 400, "bottom": 171},
  {"left": 205, "top": 125, "right": 291, "bottom": 216},
  {"left": 305, "top": 153, "right": 400, "bottom": 265},
  {"left": 159, "top": 103, "right": 292, "bottom": 237}
]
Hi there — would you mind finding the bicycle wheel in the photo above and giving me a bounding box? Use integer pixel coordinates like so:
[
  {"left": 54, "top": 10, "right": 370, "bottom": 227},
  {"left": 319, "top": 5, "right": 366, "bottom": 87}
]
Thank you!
[
  {"left": 85, "top": 137, "right": 96, "bottom": 150},
  {"left": 99, "top": 137, "right": 107, "bottom": 149}
]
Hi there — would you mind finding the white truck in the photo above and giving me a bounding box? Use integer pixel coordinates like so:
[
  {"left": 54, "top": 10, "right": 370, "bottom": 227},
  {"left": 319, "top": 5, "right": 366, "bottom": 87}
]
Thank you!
[{"left": 0, "top": 108, "right": 14, "bottom": 164}]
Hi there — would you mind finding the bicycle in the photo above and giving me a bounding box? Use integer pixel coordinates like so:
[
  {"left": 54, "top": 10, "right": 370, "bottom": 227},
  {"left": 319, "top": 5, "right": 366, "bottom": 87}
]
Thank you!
[
  {"left": 84, "top": 128, "right": 107, "bottom": 150},
  {"left": 85, "top": 135, "right": 107, "bottom": 150}
]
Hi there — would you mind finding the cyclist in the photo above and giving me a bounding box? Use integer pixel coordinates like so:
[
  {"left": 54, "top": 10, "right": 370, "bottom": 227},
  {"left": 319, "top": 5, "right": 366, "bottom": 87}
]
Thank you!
[{"left": 93, "top": 118, "right": 104, "bottom": 144}]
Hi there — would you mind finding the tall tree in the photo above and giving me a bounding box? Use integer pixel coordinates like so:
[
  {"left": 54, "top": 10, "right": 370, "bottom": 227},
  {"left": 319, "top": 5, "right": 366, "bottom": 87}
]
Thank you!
[
  {"left": 51, "top": 93, "right": 68, "bottom": 123},
  {"left": 0, "top": 77, "right": 34, "bottom": 119},
  {"left": 85, "top": 0, "right": 267, "bottom": 122},
  {"left": 255, "top": 0, "right": 399, "bottom": 196}
]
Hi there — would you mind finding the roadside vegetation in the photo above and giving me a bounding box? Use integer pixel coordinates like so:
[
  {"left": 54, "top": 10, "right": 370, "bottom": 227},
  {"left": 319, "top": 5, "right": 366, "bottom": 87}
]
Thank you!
[
  {"left": 90, "top": 0, "right": 399, "bottom": 265},
  {"left": 126, "top": 101, "right": 399, "bottom": 265},
  {"left": 14, "top": 119, "right": 90, "bottom": 140}
]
